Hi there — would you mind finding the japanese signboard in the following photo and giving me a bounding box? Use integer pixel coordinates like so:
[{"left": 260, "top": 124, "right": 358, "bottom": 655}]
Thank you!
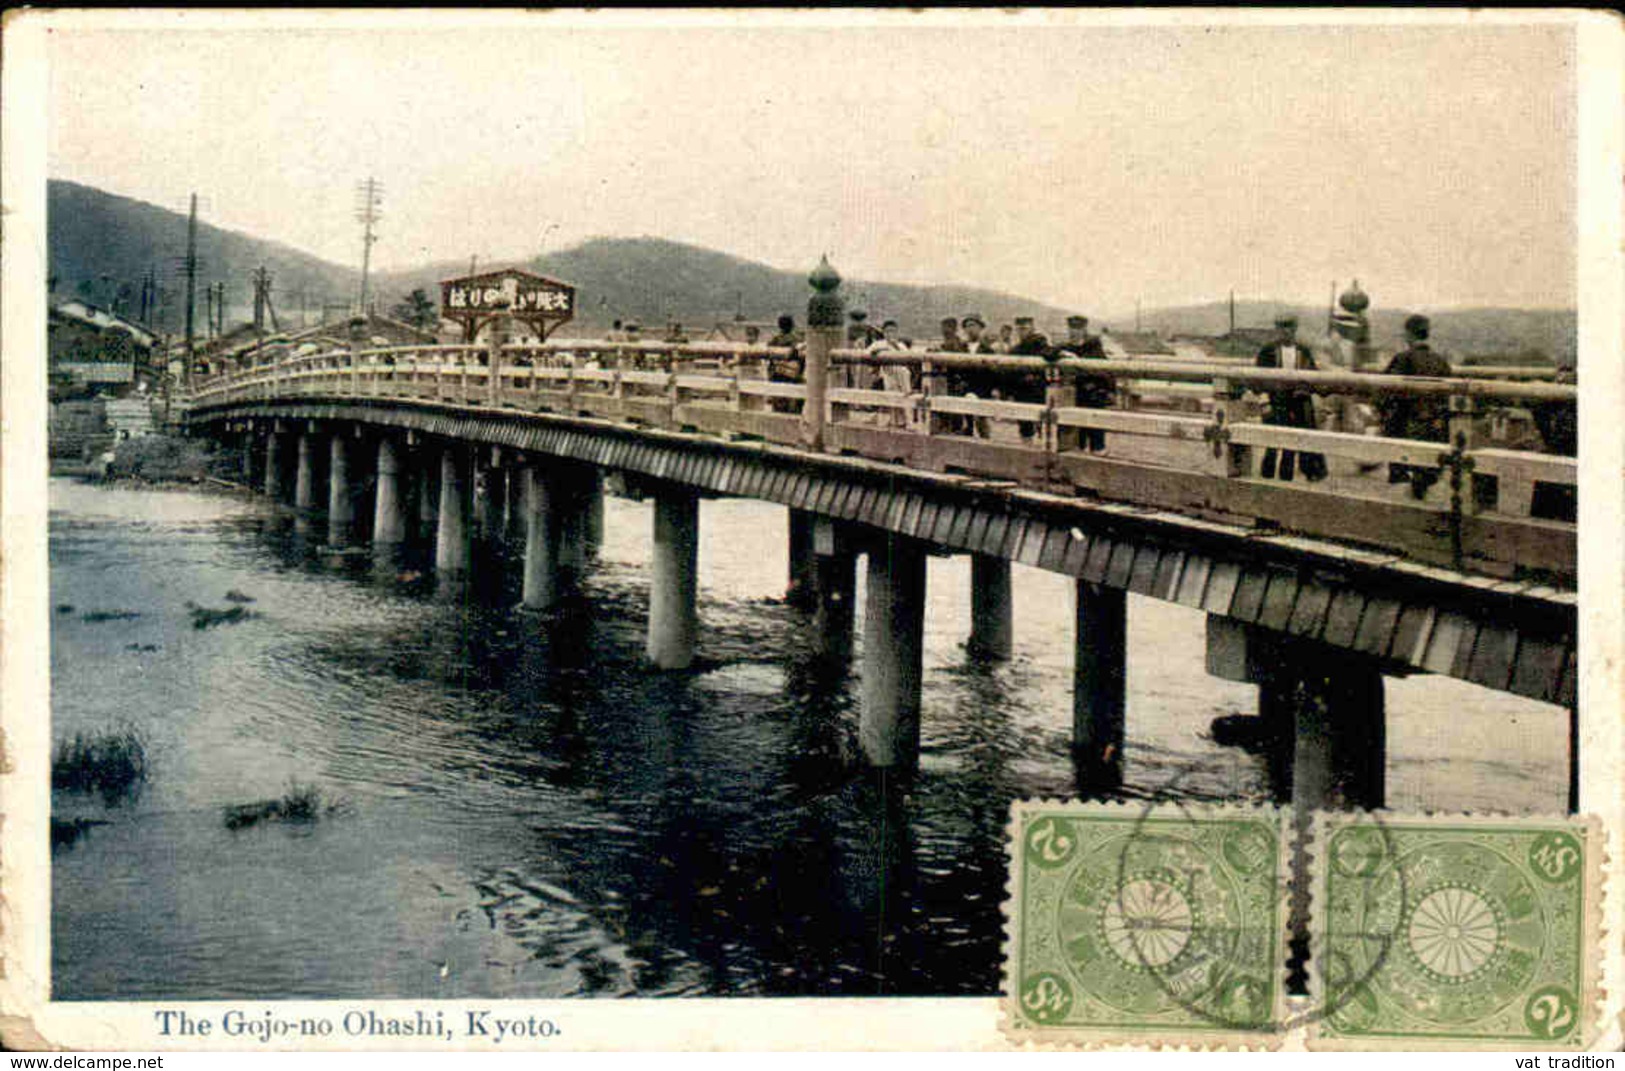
[{"left": 439, "top": 268, "right": 576, "bottom": 341}]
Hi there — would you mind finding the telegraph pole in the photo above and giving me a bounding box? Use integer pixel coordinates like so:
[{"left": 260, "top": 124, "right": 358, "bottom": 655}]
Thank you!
[
  {"left": 355, "top": 177, "right": 383, "bottom": 316},
  {"left": 183, "top": 192, "right": 198, "bottom": 386}
]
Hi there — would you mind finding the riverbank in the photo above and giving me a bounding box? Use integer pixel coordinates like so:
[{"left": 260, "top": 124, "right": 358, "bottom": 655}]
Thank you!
[{"left": 48, "top": 432, "right": 245, "bottom": 488}]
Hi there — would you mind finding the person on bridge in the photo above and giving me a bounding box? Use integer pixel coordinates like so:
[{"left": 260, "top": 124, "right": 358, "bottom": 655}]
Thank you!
[
  {"left": 1010, "top": 316, "right": 1051, "bottom": 442},
  {"left": 766, "top": 313, "right": 804, "bottom": 412},
  {"left": 1055, "top": 314, "right": 1111, "bottom": 453},
  {"left": 1378, "top": 314, "right": 1452, "bottom": 499},
  {"left": 1254, "top": 314, "right": 1327, "bottom": 482},
  {"left": 842, "top": 309, "right": 876, "bottom": 389},
  {"left": 958, "top": 314, "right": 997, "bottom": 438},
  {"left": 938, "top": 316, "right": 974, "bottom": 434},
  {"left": 868, "top": 319, "right": 914, "bottom": 427}
]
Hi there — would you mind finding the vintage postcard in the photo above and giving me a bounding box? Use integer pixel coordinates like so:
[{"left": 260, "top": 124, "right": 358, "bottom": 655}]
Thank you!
[{"left": 2, "top": 7, "right": 1620, "bottom": 1054}]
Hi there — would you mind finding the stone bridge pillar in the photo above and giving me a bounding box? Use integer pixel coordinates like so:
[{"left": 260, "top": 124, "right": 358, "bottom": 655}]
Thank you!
[
  {"left": 240, "top": 430, "right": 256, "bottom": 485},
  {"left": 471, "top": 452, "right": 496, "bottom": 543},
  {"left": 417, "top": 446, "right": 441, "bottom": 537},
  {"left": 580, "top": 468, "right": 605, "bottom": 558},
  {"left": 812, "top": 516, "right": 857, "bottom": 661},
  {"left": 647, "top": 487, "right": 700, "bottom": 669},
  {"left": 372, "top": 435, "right": 407, "bottom": 545},
  {"left": 328, "top": 433, "right": 356, "bottom": 544},
  {"left": 860, "top": 533, "right": 928, "bottom": 769},
  {"left": 969, "top": 554, "right": 1013, "bottom": 660},
  {"left": 521, "top": 464, "right": 565, "bottom": 610},
  {"left": 1073, "top": 581, "right": 1127, "bottom": 788},
  {"left": 787, "top": 508, "right": 817, "bottom": 608},
  {"left": 263, "top": 429, "right": 285, "bottom": 501},
  {"left": 435, "top": 447, "right": 471, "bottom": 575},
  {"left": 294, "top": 430, "right": 320, "bottom": 511}
]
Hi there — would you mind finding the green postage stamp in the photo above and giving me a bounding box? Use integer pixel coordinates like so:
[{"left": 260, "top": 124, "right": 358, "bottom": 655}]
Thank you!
[
  {"left": 1003, "top": 801, "right": 1603, "bottom": 1049},
  {"left": 1309, "top": 811, "right": 1603, "bottom": 1050},
  {"left": 1002, "top": 801, "right": 1294, "bottom": 1048}
]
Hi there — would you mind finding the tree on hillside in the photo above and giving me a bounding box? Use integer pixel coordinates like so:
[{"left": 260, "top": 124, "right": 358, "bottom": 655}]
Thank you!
[{"left": 391, "top": 288, "right": 438, "bottom": 332}]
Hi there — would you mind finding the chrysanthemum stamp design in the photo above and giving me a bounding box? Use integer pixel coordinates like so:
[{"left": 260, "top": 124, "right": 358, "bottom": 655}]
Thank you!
[
  {"left": 1003, "top": 801, "right": 1292, "bottom": 1047},
  {"left": 1309, "top": 813, "right": 1602, "bottom": 1050}
]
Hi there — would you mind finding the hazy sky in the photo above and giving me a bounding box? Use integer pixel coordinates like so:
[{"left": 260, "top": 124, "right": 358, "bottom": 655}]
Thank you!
[{"left": 45, "top": 11, "right": 1578, "bottom": 316}]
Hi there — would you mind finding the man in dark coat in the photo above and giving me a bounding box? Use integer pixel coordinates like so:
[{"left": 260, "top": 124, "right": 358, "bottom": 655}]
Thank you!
[
  {"left": 1009, "top": 316, "right": 1050, "bottom": 441},
  {"left": 766, "top": 313, "right": 804, "bottom": 413},
  {"left": 1378, "top": 314, "right": 1452, "bottom": 498},
  {"left": 1254, "top": 314, "right": 1326, "bottom": 482},
  {"left": 937, "top": 316, "right": 972, "bottom": 433},
  {"left": 958, "top": 314, "right": 996, "bottom": 438},
  {"left": 1055, "top": 314, "right": 1111, "bottom": 452}
]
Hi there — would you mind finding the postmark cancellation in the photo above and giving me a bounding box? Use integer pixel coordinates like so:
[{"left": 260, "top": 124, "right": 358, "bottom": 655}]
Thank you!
[{"left": 1001, "top": 800, "right": 1293, "bottom": 1048}]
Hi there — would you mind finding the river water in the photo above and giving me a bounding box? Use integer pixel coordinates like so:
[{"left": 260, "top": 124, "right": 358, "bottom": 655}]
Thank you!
[{"left": 48, "top": 476, "right": 1567, "bottom": 1000}]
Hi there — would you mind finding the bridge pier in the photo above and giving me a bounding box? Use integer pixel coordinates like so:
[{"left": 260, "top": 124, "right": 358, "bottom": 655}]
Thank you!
[
  {"left": 583, "top": 468, "right": 605, "bottom": 557},
  {"left": 504, "top": 467, "right": 525, "bottom": 544},
  {"left": 294, "top": 431, "right": 320, "bottom": 511},
  {"left": 1272, "top": 656, "right": 1386, "bottom": 812},
  {"left": 328, "top": 434, "right": 356, "bottom": 544},
  {"left": 372, "top": 436, "right": 407, "bottom": 545},
  {"left": 417, "top": 447, "right": 440, "bottom": 538},
  {"left": 968, "top": 554, "right": 1013, "bottom": 660},
  {"left": 647, "top": 488, "right": 700, "bottom": 669},
  {"left": 521, "top": 465, "right": 566, "bottom": 610},
  {"left": 435, "top": 447, "right": 471, "bottom": 575},
  {"left": 471, "top": 455, "right": 495, "bottom": 543},
  {"left": 787, "top": 508, "right": 817, "bottom": 609},
  {"left": 860, "top": 534, "right": 928, "bottom": 769},
  {"left": 263, "top": 430, "right": 285, "bottom": 502},
  {"left": 1073, "top": 581, "right": 1127, "bottom": 788},
  {"left": 240, "top": 432, "right": 256, "bottom": 486}
]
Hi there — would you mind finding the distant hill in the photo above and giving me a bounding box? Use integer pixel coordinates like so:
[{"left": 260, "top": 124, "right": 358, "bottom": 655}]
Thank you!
[
  {"left": 47, "top": 180, "right": 357, "bottom": 334},
  {"left": 371, "top": 236, "right": 1076, "bottom": 340},
  {"left": 50, "top": 180, "right": 1575, "bottom": 362},
  {"left": 1131, "top": 300, "right": 1575, "bottom": 366}
]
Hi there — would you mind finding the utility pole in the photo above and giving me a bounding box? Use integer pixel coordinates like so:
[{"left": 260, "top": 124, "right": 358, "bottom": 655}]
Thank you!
[
  {"left": 205, "top": 285, "right": 215, "bottom": 342},
  {"left": 253, "top": 266, "right": 271, "bottom": 333},
  {"left": 1136, "top": 298, "right": 1142, "bottom": 334},
  {"left": 183, "top": 192, "right": 198, "bottom": 386},
  {"left": 1228, "top": 289, "right": 1235, "bottom": 337},
  {"left": 355, "top": 177, "right": 383, "bottom": 316}
]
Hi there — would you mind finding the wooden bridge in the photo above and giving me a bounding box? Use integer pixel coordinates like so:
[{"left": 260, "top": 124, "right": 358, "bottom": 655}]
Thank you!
[{"left": 184, "top": 262, "right": 1581, "bottom": 813}]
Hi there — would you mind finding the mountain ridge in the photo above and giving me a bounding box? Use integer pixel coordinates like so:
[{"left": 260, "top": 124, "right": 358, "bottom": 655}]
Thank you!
[{"left": 49, "top": 179, "right": 1574, "bottom": 361}]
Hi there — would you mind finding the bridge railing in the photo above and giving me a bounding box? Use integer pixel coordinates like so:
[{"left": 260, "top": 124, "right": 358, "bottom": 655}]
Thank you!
[{"left": 186, "top": 339, "right": 1578, "bottom": 538}]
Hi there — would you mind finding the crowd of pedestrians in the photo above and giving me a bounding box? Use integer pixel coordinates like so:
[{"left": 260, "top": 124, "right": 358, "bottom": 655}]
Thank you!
[{"left": 586, "top": 305, "right": 1574, "bottom": 499}]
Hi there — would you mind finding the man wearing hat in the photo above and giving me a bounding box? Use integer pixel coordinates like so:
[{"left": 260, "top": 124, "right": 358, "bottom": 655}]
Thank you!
[
  {"left": 1008, "top": 316, "right": 1050, "bottom": 441},
  {"left": 867, "top": 318, "right": 913, "bottom": 426},
  {"left": 1056, "top": 315, "right": 1111, "bottom": 452},
  {"left": 938, "top": 316, "right": 973, "bottom": 434},
  {"left": 619, "top": 319, "right": 644, "bottom": 372},
  {"left": 1378, "top": 314, "right": 1452, "bottom": 498},
  {"left": 766, "top": 313, "right": 804, "bottom": 412},
  {"left": 1254, "top": 314, "right": 1327, "bottom": 482},
  {"left": 956, "top": 314, "right": 996, "bottom": 437}
]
